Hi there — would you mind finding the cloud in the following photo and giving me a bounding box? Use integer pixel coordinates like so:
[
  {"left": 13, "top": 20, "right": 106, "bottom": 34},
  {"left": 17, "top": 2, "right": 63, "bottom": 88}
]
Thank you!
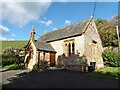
[
  {"left": 52, "top": 0, "right": 119, "bottom": 2},
  {"left": 0, "top": 25, "right": 10, "bottom": 34},
  {"left": 40, "top": 20, "right": 53, "bottom": 26},
  {"left": 0, "top": 1, "right": 52, "bottom": 26},
  {"left": 11, "top": 33, "right": 15, "bottom": 37},
  {"left": 46, "top": 20, "right": 53, "bottom": 26},
  {"left": 64, "top": 20, "right": 71, "bottom": 25},
  {"left": 0, "top": 35, "right": 15, "bottom": 41},
  {"left": 52, "top": 28, "right": 58, "bottom": 31},
  {"left": 1, "top": 0, "right": 52, "bottom": 2},
  {"left": 52, "top": 0, "right": 69, "bottom": 2}
]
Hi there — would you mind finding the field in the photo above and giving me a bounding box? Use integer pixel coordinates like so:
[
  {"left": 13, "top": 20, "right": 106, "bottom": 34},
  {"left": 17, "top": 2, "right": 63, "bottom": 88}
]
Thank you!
[{"left": 1, "top": 40, "right": 28, "bottom": 52}]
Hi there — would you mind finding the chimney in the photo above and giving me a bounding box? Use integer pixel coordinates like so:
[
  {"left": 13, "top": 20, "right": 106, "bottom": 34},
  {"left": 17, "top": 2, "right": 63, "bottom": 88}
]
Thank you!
[{"left": 30, "top": 26, "right": 35, "bottom": 41}]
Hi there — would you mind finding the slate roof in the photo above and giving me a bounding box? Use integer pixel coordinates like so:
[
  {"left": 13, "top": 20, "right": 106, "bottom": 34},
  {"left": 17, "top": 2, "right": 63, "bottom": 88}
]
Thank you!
[
  {"left": 36, "top": 41, "right": 56, "bottom": 52},
  {"left": 36, "top": 18, "right": 91, "bottom": 52},
  {"left": 37, "top": 20, "right": 88, "bottom": 42}
]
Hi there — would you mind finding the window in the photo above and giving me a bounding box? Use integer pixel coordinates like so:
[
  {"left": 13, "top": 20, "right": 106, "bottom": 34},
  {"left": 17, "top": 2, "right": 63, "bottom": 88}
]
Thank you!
[
  {"left": 92, "top": 40, "right": 97, "bottom": 44},
  {"left": 29, "top": 50, "right": 33, "bottom": 58},
  {"left": 68, "top": 43, "right": 71, "bottom": 56},
  {"left": 31, "top": 50, "right": 33, "bottom": 58},
  {"left": 92, "top": 40, "right": 98, "bottom": 56},
  {"left": 72, "top": 42, "right": 75, "bottom": 54},
  {"left": 64, "top": 39, "right": 75, "bottom": 56}
]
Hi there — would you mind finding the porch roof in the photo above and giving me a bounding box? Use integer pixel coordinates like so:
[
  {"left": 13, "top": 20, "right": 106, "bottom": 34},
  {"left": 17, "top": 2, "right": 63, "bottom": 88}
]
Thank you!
[{"left": 36, "top": 41, "right": 56, "bottom": 52}]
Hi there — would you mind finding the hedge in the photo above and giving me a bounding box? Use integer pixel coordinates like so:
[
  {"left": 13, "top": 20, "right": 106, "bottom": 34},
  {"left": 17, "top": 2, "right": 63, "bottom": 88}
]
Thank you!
[
  {"left": 102, "top": 50, "right": 120, "bottom": 67},
  {"left": 1, "top": 54, "right": 24, "bottom": 66}
]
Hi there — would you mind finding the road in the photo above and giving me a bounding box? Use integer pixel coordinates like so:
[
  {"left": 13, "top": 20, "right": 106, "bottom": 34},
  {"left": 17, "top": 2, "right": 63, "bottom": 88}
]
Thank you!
[{"left": 2, "top": 69, "right": 119, "bottom": 88}]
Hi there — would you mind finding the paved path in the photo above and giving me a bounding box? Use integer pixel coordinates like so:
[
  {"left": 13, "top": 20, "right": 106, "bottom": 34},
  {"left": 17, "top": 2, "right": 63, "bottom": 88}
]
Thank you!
[
  {"left": 2, "top": 70, "right": 28, "bottom": 85},
  {"left": 2, "top": 70, "right": 119, "bottom": 88},
  {"left": 1, "top": 69, "right": 29, "bottom": 90}
]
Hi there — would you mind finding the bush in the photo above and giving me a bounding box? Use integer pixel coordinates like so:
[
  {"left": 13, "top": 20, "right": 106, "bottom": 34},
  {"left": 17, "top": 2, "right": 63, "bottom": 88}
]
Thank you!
[
  {"left": 40, "top": 60, "right": 48, "bottom": 70},
  {"left": 111, "top": 39, "right": 118, "bottom": 47},
  {"left": 1, "top": 54, "right": 24, "bottom": 66},
  {"left": 0, "top": 48, "right": 24, "bottom": 66},
  {"left": 102, "top": 50, "right": 120, "bottom": 67}
]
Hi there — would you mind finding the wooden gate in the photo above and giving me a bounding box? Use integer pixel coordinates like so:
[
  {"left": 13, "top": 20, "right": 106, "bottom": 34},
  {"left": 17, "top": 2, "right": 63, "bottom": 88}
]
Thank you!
[{"left": 50, "top": 52, "right": 56, "bottom": 66}]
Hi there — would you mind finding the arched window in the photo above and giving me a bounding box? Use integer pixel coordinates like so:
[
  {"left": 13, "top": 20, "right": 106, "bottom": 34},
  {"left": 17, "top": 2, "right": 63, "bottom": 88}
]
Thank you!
[
  {"left": 29, "top": 46, "right": 33, "bottom": 59},
  {"left": 29, "top": 51, "right": 31, "bottom": 59}
]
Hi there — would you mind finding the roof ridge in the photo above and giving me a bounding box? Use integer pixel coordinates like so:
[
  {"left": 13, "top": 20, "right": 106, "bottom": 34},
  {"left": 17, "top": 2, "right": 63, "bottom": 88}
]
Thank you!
[
  {"left": 37, "top": 19, "right": 89, "bottom": 42},
  {"left": 44, "top": 20, "right": 88, "bottom": 35}
]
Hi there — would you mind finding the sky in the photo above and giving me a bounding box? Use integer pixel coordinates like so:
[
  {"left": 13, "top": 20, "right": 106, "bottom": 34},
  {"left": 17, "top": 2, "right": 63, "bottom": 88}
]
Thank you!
[{"left": 0, "top": 0, "right": 118, "bottom": 41}]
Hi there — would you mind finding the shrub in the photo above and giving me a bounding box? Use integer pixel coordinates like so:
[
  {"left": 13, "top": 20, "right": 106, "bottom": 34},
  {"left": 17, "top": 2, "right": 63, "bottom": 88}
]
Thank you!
[
  {"left": 102, "top": 50, "right": 120, "bottom": 67},
  {"left": 1, "top": 54, "right": 24, "bottom": 66},
  {"left": 111, "top": 39, "right": 118, "bottom": 47},
  {"left": 40, "top": 60, "right": 48, "bottom": 70},
  {"left": 1, "top": 48, "right": 24, "bottom": 66}
]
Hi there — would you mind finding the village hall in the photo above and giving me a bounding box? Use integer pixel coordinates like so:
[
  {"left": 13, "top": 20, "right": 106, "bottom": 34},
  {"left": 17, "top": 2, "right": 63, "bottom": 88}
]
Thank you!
[{"left": 24, "top": 16, "right": 104, "bottom": 70}]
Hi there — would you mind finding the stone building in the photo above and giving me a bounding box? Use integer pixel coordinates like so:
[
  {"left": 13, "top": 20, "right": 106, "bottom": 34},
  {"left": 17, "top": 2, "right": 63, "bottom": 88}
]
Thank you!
[{"left": 24, "top": 16, "right": 104, "bottom": 70}]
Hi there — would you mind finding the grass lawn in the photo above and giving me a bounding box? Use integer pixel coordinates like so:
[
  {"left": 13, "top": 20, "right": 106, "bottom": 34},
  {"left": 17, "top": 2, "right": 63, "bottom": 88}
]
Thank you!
[
  {"left": 86, "top": 67, "right": 120, "bottom": 80},
  {"left": 2, "top": 63, "right": 25, "bottom": 70}
]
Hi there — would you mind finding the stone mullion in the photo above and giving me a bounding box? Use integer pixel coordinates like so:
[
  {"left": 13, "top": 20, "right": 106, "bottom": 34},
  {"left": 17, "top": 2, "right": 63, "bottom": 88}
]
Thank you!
[
  {"left": 70, "top": 42, "right": 72, "bottom": 55},
  {"left": 67, "top": 43, "right": 69, "bottom": 56},
  {"left": 43, "top": 51, "right": 45, "bottom": 61},
  {"left": 65, "top": 43, "right": 68, "bottom": 57},
  {"left": 65, "top": 42, "right": 69, "bottom": 57}
]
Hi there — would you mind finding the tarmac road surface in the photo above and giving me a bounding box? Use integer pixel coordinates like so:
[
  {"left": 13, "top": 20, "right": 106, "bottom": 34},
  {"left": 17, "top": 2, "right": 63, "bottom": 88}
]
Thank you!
[{"left": 2, "top": 69, "right": 120, "bottom": 88}]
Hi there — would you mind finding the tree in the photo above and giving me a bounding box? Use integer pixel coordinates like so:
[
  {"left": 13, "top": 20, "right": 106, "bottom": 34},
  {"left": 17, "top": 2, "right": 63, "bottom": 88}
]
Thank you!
[{"left": 95, "top": 17, "right": 118, "bottom": 47}]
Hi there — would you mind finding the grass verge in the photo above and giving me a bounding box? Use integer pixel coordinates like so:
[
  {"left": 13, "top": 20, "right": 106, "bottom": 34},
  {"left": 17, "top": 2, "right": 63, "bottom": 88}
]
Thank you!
[
  {"left": 2, "top": 63, "right": 25, "bottom": 70},
  {"left": 86, "top": 67, "right": 120, "bottom": 80}
]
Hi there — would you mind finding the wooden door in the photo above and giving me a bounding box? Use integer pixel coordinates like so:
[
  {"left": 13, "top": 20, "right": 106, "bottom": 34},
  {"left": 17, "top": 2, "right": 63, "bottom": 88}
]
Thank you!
[{"left": 50, "top": 52, "right": 56, "bottom": 66}]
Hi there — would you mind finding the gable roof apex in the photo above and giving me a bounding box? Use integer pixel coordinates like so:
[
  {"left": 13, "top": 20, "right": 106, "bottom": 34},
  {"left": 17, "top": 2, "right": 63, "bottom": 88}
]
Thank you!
[
  {"left": 90, "top": 16, "right": 94, "bottom": 19},
  {"left": 81, "top": 16, "right": 94, "bottom": 33}
]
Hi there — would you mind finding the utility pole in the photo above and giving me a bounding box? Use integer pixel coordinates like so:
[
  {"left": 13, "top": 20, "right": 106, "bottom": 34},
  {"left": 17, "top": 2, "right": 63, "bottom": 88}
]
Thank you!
[
  {"left": 116, "top": 25, "right": 120, "bottom": 67},
  {"left": 116, "top": 25, "right": 120, "bottom": 51},
  {"left": 92, "top": 1, "right": 97, "bottom": 17}
]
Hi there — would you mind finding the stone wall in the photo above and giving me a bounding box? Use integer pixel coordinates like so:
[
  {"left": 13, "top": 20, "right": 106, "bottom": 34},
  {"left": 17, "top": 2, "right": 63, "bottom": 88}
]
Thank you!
[
  {"left": 38, "top": 51, "right": 50, "bottom": 65},
  {"left": 50, "top": 35, "right": 85, "bottom": 65},
  {"left": 75, "top": 35, "right": 85, "bottom": 57},
  {"left": 26, "top": 40, "right": 37, "bottom": 69},
  {"left": 84, "top": 19, "right": 104, "bottom": 69}
]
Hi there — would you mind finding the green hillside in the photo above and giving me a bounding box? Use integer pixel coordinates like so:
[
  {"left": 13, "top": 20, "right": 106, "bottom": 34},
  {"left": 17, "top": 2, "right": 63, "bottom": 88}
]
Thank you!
[{"left": 1, "top": 40, "right": 28, "bottom": 52}]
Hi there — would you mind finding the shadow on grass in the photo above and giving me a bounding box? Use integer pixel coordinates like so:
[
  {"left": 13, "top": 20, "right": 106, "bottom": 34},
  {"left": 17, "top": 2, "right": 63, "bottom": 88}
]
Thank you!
[{"left": 86, "top": 71, "right": 120, "bottom": 80}]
